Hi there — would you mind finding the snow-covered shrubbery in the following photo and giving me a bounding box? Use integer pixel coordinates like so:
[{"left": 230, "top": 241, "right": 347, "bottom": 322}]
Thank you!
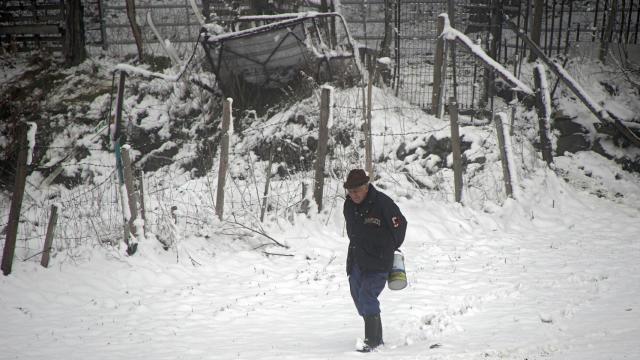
[{"left": 1, "top": 48, "right": 640, "bottom": 265}]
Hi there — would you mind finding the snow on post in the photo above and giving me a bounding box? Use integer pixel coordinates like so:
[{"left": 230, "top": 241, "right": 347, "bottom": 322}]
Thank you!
[
  {"left": 226, "top": 97, "right": 234, "bottom": 136},
  {"left": 26, "top": 122, "right": 37, "bottom": 166},
  {"left": 118, "top": 183, "right": 131, "bottom": 230},
  {"left": 322, "top": 85, "right": 335, "bottom": 129},
  {"left": 534, "top": 65, "right": 552, "bottom": 119},
  {"left": 495, "top": 112, "right": 520, "bottom": 200},
  {"left": 118, "top": 146, "right": 132, "bottom": 224},
  {"left": 440, "top": 15, "right": 534, "bottom": 96},
  {"left": 216, "top": 98, "right": 233, "bottom": 220},
  {"left": 114, "top": 58, "right": 192, "bottom": 83},
  {"left": 120, "top": 144, "right": 141, "bottom": 241},
  {"left": 533, "top": 64, "right": 554, "bottom": 165}
]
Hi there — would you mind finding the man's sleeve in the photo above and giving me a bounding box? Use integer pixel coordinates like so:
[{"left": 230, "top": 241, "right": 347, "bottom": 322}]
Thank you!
[
  {"left": 343, "top": 201, "right": 351, "bottom": 237},
  {"left": 344, "top": 201, "right": 354, "bottom": 275},
  {"left": 383, "top": 200, "right": 407, "bottom": 249}
]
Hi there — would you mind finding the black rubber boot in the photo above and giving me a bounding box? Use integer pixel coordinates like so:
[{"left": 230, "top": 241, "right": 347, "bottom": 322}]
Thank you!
[
  {"left": 359, "top": 314, "right": 383, "bottom": 352},
  {"left": 377, "top": 314, "right": 383, "bottom": 346}
]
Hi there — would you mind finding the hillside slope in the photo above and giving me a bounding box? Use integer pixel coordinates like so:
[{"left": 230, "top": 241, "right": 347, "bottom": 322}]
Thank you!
[{"left": 1, "top": 53, "right": 640, "bottom": 359}]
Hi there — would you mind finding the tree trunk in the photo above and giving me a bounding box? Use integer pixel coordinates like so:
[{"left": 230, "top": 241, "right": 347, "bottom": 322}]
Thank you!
[
  {"left": 250, "top": 0, "right": 272, "bottom": 14},
  {"left": 63, "top": 0, "right": 86, "bottom": 67},
  {"left": 599, "top": 0, "right": 618, "bottom": 64},
  {"left": 125, "top": 0, "right": 144, "bottom": 61},
  {"left": 320, "top": 0, "right": 329, "bottom": 13},
  {"left": 529, "top": 0, "right": 544, "bottom": 62},
  {"left": 379, "top": 0, "right": 393, "bottom": 58},
  {"left": 202, "top": 0, "right": 211, "bottom": 21},
  {"left": 431, "top": 15, "right": 446, "bottom": 116}
]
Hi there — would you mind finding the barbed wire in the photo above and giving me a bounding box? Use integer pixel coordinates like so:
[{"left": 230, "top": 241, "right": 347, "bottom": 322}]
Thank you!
[
  {"left": 34, "top": 146, "right": 111, "bottom": 152},
  {"left": 2, "top": 56, "right": 552, "bottom": 264}
]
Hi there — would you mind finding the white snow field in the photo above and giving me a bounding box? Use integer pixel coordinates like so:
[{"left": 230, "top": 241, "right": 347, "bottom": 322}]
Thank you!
[
  {"left": 1, "top": 43, "right": 640, "bottom": 359},
  {"left": 1, "top": 155, "right": 639, "bottom": 360}
]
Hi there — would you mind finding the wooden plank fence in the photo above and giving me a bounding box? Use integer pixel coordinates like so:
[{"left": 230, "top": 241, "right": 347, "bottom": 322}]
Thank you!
[{"left": 0, "top": 0, "right": 65, "bottom": 52}]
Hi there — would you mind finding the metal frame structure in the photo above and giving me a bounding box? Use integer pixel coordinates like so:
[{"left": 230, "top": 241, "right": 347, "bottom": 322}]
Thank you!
[{"left": 200, "top": 12, "right": 362, "bottom": 106}]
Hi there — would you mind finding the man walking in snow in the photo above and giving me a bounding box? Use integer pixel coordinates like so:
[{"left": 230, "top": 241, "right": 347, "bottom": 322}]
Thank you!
[{"left": 343, "top": 169, "right": 407, "bottom": 352}]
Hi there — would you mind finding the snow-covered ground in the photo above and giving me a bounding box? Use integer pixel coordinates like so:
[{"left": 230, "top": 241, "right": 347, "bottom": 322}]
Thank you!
[
  {"left": 1, "top": 158, "right": 639, "bottom": 359},
  {"left": 1, "top": 51, "right": 640, "bottom": 359}
]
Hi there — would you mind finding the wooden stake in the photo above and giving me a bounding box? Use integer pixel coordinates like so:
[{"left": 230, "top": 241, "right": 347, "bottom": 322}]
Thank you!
[
  {"left": 437, "top": 39, "right": 449, "bottom": 119},
  {"left": 216, "top": 98, "right": 232, "bottom": 220},
  {"left": 113, "top": 71, "right": 130, "bottom": 246},
  {"left": 448, "top": 97, "right": 463, "bottom": 203},
  {"left": 136, "top": 168, "right": 147, "bottom": 235},
  {"left": 125, "top": 0, "right": 144, "bottom": 61},
  {"left": 529, "top": 0, "right": 544, "bottom": 62},
  {"left": 41, "top": 204, "right": 59, "bottom": 268},
  {"left": 432, "top": 15, "right": 446, "bottom": 115},
  {"left": 495, "top": 113, "right": 514, "bottom": 198},
  {"left": 116, "top": 161, "right": 131, "bottom": 245},
  {"left": 366, "top": 73, "right": 373, "bottom": 179},
  {"left": 301, "top": 182, "right": 310, "bottom": 214},
  {"left": 121, "top": 145, "right": 140, "bottom": 238},
  {"left": 114, "top": 73, "right": 126, "bottom": 143},
  {"left": 313, "top": 87, "right": 331, "bottom": 212},
  {"left": 260, "top": 144, "right": 274, "bottom": 222},
  {"left": 2, "top": 123, "right": 28, "bottom": 276},
  {"left": 533, "top": 66, "right": 554, "bottom": 165}
]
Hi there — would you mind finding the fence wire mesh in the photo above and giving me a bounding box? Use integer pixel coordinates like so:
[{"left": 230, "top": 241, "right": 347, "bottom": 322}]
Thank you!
[
  {"left": 0, "top": 83, "right": 494, "bottom": 261},
  {"left": 1, "top": 81, "right": 550, "bottom": 268}
]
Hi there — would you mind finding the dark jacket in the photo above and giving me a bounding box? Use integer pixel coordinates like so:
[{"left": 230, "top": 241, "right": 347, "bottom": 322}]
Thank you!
[{"left": 344, "top": 184, "right": 407, "bottom": 275}]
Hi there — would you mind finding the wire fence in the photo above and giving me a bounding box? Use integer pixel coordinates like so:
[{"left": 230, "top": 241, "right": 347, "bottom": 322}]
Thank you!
[
  {"left": 3, "top": 0, "right": 639, "bottom": 114},
  {"left": 95, "top": 0, "right": 202, "bottom": 56},
  {"left": 1, "top": 78, "right": 542, "bottom": 266},
  {"left": 1, "top": 15, "right": 554, "bottom": 269},
  {"left": 340, "top": 0, "right": 640, "bottom": 113},
  {"left": 494, "top": 0, "right": 640, "bottom": 64}
]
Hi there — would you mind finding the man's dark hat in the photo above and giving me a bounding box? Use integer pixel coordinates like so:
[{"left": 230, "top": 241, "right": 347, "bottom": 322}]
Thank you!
[{"left": 343, "top": 169, "right": 370, "bottom": 189}]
